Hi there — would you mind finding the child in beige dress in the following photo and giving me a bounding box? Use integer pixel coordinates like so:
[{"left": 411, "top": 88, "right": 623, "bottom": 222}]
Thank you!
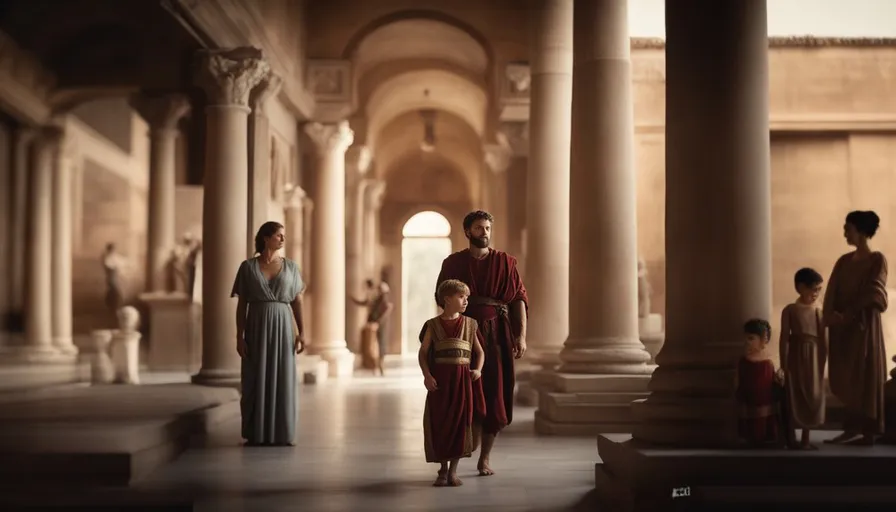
[{"left": 779, "top": 267, "right": 828, "bottom": 449}]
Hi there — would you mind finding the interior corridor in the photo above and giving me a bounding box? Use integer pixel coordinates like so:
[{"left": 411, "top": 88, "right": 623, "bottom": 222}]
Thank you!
[{"left": 137, "top": 360, "right": 600, "bottom": 511}]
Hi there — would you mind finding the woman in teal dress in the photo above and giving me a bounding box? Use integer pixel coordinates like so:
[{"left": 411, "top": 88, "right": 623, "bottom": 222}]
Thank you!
[{"left": 232, "top": 221, "right": 306, "bottom": 446}]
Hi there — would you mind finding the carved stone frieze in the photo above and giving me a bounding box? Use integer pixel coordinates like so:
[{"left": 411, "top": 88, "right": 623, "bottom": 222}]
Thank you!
[
  {"left": 304, "top": 121, "right": 354, "bottom": 155},
  {"left": 130, "top": 93, "right": 191, "bottom": 131},
  {"left": 306, "top": 60, "right": 352, "bottom": 102},
  {"left": 196, "top": 47, "right": 271, "bottom": 107}
]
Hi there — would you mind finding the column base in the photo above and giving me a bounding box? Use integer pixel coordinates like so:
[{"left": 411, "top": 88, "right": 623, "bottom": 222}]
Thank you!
[
  {"left": 191, "top": 368, "right": 241, "bottom": 389},
  {"left": 514, "top": 347, "right": 562, "bottom": 406},
  {"left": 310, "top": 347, "right": 355, "bottom": 379},
  {"left": 534, "top": 372, "right": 653, "bottom": 436},
  {"left": 53, "top": 338, "right": 79, "bottom": 357},
  {"left": 298, "top": 354, "right": 329, "bottom": 385},
  {"left": 0, "top": 344, "right": 76, "bottom": 364}
]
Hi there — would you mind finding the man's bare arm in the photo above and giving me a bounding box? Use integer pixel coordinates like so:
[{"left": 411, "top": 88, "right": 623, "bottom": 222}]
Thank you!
[{"left": 511, "top": 300, "right": 527, "bottom": 340}]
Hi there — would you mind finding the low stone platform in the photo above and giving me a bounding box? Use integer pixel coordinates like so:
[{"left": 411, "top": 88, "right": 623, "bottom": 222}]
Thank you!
[
  {"left": 0, "top": 361, "right": 89, "bottom": 392},
  {"left": 595, "top": 433, "right": 896, "bottom": 511},
  {"left": 0, "top": 383, "right": 239, "bottom": 489},
  {"left": 535, "top": 373, "right": 652, "bottom": 436}
]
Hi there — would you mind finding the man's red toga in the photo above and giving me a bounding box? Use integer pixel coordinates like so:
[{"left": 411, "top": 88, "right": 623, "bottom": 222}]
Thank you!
[{"left": 435, "top": 248, "right": 528, "bottom": 434}]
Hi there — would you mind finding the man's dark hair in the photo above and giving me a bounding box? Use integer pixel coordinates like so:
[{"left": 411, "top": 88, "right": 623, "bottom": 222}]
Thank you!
[
  {"left": 743, "top": 318, "right": 772, "bottom": 341},
  {"left": 463, "top": 210, "right": 494, "bottom": 231},
  {"left": 794, "top": 268, "right": 823, "bottom": 290}
]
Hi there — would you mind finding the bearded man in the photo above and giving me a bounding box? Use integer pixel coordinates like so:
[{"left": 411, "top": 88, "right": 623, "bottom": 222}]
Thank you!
[{"left": 433, "top": 210, "right": 528, "bottom": 476}]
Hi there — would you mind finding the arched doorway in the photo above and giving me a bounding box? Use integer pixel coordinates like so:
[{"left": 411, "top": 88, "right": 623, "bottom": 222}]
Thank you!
[{"left": 401, "top": 211, "right": 452, "bottom": 355}]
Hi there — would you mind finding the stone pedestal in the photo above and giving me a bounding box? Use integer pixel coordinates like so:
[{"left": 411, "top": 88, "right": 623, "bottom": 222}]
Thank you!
[
  {"left": 638, "top": 314, "right": 665, "bottom": 364},
  {"left": 139, "top": 292, "right": 202, "bottom": 372},
  {"left": 111, "top": 330, "right": 142, "bottom": 385},
  {"left": 89, "top": 330, "right": 115, "bottom": 384},
  {"left": 299, "top": 354, "right": 329, "bottom": 386}
]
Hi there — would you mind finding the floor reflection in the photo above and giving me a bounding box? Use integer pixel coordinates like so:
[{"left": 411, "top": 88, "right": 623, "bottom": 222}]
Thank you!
[{"left": 138, "top": 360, "right": 600, "bottom": 511}]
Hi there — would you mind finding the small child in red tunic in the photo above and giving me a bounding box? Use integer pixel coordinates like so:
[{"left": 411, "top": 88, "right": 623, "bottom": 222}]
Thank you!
[
  {"left": 736, "top": 318, "right": 783, "bottom": 446},
  {"left": 419, "top": 279, "right": 487, "bottom": 487}
]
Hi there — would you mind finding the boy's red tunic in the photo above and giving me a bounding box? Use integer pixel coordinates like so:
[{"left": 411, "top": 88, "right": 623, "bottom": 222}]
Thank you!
[
  {"left": 421, "top": 316, "right": 487, "bottom": 463},
  {"left": 435, "top": 248, "right": 529, "bottom": 434}
]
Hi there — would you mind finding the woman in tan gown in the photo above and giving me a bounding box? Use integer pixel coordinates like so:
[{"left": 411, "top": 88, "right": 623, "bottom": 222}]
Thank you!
[{"left": 823, "top": 210, "right": 888, "bottom": 445}]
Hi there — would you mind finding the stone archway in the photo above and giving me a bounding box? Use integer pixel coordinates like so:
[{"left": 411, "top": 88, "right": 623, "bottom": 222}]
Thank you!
[{"left": 400, "top": 210, "right": 452, "bottom": 356}]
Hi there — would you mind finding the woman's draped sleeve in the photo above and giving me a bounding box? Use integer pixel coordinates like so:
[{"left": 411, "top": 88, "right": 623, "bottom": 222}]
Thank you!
[{"left": 230, "top": 260, "right": 248, "bottom": 298}]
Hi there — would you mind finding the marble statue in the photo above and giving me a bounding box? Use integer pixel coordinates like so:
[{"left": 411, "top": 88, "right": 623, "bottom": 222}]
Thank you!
[
  {"left": 637, "top": 257, "right": 651, "bottom": 318},
  {"left": 170, "top": 233, "right": 202, "bottom": 296},
  {"left": 102, "top": 243, "right": 127, "bottom": 314},
  {"left": 637, "top": 256, "right": 665, "bottom": 363}
]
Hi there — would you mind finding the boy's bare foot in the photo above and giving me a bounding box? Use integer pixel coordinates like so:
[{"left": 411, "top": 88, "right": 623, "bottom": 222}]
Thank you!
[
  {"left": 477, "top": 459, "right": 495, "bottom": 476},
  {"left": 433, "top": 468, "right": 448, "bottom": 487},
  {"left": 448, "top": 474, "right": 463, "bottom": 486}
]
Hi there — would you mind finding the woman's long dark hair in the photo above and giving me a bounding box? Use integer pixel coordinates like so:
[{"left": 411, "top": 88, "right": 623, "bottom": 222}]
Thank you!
[{"left": 254, "top": 221, "right": 284, "bottom": 255}]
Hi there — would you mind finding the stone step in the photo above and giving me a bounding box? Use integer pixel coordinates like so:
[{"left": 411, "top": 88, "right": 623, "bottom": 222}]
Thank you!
[
  {"left": 539, "top": 393, "right": 646, "bottom": 424},
  {"left": 0, "top": 384, "right": 240, "bottom": 488},
  {"left": 534, "top": 410, "right": 634, "bottom": 436},
  {"left": 0, "top": 362, "right": 89, "bottom": 393},
  {"left": 550, "top": 373, "right": 653, "bottom": 394}
]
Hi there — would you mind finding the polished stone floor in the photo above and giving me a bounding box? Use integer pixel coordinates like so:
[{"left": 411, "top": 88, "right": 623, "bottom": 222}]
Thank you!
[{"left": 138, "top": 361, "right": 601, "bottom": 511}]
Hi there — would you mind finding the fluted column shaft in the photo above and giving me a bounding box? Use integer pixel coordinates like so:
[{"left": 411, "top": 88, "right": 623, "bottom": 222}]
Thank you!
[
  {"left": 305, "top": 121, "right": 356, "bottom": 377},
  {"left": 247, "top": 75, "right": 283, "bottom": 258},
  {"left": 50, "top": 131, "right": 78, "bottom": 355},
  {"left": 132, "top": 94, "right": 191, "bottom": 292},
  {"left": 8, "top": 129, "right": 34, "bottom": 330},
  {"left": 23, "top": 128, "right": 60, "bottom": 359},
  {"left": 484, "top": 144, "right": 511, "bottom": 251},
  {"left": 193, "top": 47, "right": 270, "bottom": 387},
  {"left": 363, "top": 180, "right": 386, "bottom": 280},
  {"left": 526, "top": 0, "right": 573, "bottom": 359},
  {"left": 632, "top": 0, "right": 772, "bottom": 446},
  {"left": 345, "top": 146, "right": 372, "bottom": 353},
  {"left": 559, "top": 0, "right": 650, "bottom": 374}
]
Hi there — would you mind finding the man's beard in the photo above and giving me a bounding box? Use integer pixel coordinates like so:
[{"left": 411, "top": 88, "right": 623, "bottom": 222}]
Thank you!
[{"left": 469, "top": 236, "right": 489, "bottom": 249}]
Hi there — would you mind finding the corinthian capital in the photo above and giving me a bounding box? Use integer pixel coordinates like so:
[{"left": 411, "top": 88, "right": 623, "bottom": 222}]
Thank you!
[
  {"left": 250, "top": 73, "right": 283, "bottom": 110},
  {"left": 363, "top": 178, "right": 387, "bottom": 212},
  {"left": 304, "top": 121, "right": 354, "bottom": 155},
  {"left": 130, "top": 93, "right": 191, "bottom": 131},
  {"left": 483, "top": 143, "right": 512, "bottom": 174},
  {"left": 346, "top": 145, "right": 372, "bottom": 176},
  {"left": 196, "top": 47, "right": 271, "bottom": 107}
]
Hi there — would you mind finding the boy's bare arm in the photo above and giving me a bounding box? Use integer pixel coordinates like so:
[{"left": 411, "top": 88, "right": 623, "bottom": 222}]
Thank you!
[
  {"left": 472, "top": 335, "right": 485, "bottom": 373},
  {"left": 419, "top": 327, "right": 433, "bottom": 377}
]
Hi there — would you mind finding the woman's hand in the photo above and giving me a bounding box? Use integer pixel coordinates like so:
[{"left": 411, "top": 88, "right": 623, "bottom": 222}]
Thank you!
[
  {"left": 295, "top": 333, "right": 306, "bottom": 354},
  {"left": 236, "top": 334, "right": 248, "bottom": 358},
  {"left": 471, "top": 369, "right": 482, "bottom": 381}
]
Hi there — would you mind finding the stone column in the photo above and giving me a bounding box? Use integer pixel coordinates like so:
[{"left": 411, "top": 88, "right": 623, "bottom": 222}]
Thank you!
[
  {"left": 631, "top": 0, "right": 772, "bottom": 447},
  {"left": 192, "top": 48, "right": 270, "bottom": 387},
  {"left": 284, "top": 186, "right": 307, "bottom": 264},
  {"left": 131, "top": 94, "right": 191, "bottom": 292},
  {"left": 305, "top": 121, "right": 356, "bottom": 378},
  {"left": 362, "top": 179, "right": 386, "bottom": 280},
  {"left": 50, "top": 130, "right": 79, "bottom": 356},
  {"left": 247, "top": 74, "right": 283, "bottom": 257},
  {"left": 7, "top": 129, "right": 35, "bottom": 333},
  {"left": 535, "top": 0, "right": 652, "bottom": 435},
  {"left": 526, "top": 0, "right": 573, "bottom": 361},
  {"left": 483, "top": 144, "right": 511, "bottom": 250},
  {"left": 14, "top": 128, "right": 64, "bottom": 361},
  {"left": 345, "top": 146, "right": 372, "bottom": 353}
]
